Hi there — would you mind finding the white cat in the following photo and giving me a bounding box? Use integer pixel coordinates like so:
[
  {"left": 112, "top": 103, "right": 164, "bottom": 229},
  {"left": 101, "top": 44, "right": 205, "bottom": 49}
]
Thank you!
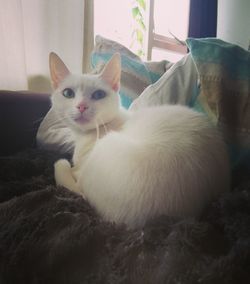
[{"left": 50, "top": 52, "right": 230, "bottom": 228}]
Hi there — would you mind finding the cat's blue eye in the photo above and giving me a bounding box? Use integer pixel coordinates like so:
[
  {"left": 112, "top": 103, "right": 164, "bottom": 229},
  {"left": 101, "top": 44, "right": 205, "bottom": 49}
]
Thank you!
[
  {"left": 62, "top": 88, "right": 75, "bottom": 98},
  {"left": 91, "top": 90, "right": 106, "bottom": 100}
]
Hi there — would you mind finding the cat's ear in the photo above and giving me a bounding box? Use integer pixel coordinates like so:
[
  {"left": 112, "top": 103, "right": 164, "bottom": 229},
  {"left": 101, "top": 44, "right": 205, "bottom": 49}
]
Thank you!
[
  {"left": 100, "top": 53, "right": 121, "bottom": 92},
  {"left": 49, "top": 52, "right": 70, "bottom": 89}
]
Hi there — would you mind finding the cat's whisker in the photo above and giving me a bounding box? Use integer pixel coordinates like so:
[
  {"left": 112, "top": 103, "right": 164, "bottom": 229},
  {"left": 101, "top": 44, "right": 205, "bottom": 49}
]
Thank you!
[
  {"left": 49, "top": 115, "right": 70, "bottom": 125},
  {"left": 32, "top": 116, "right": 46, "bottom": 125},
  {"left": 24, "top": 116, "right": 62, "bottom": 132},
  {"left": 99, "top": 116, "right": 108, "bottom": 135},
  {"left": 95, "top": 120, "right": 100, "bottom": 142}
]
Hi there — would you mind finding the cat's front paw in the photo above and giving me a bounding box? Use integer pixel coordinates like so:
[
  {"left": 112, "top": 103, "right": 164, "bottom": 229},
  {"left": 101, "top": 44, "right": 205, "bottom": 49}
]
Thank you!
[
  {"left": 54, "top": 159, "right": 71, "bottom": 186},
  {"left": 54, "top": 159, "right": 84, "bottom": 197}
]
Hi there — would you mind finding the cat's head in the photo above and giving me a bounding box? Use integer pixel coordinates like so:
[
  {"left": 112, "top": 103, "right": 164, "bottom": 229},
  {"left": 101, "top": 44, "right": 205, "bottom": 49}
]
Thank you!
[{"left": 49, "top": 52, "right": 121, "bottom": 133}]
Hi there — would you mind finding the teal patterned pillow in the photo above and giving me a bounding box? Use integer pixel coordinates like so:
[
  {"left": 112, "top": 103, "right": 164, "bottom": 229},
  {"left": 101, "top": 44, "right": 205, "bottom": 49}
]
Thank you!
[
  {"left": 91, "top": 36, "right": 172, "bottom": 109},
  {"left": 186, "top": 38, "right": 250, "bottom": 169}
]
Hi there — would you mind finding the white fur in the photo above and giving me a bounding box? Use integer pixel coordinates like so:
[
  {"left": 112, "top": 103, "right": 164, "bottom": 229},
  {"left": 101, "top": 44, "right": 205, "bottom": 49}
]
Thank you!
[
  {"left": 54, "top": 159, "right": 80, "bottom": 195},
  {"left": 50, "top": 53, "right": 230, "bottom": 229}
]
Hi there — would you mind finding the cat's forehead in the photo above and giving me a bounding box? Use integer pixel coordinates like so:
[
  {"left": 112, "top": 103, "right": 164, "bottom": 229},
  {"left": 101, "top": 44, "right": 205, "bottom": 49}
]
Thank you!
[{"left": 65, "top": 74, "right": 101, "bottom": 90}]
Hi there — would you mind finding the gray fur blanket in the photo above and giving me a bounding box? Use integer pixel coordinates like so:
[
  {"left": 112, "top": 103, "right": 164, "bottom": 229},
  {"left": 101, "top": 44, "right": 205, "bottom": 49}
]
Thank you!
[{"left": 0, "top": 149, "right": 250, "bottom": 284}]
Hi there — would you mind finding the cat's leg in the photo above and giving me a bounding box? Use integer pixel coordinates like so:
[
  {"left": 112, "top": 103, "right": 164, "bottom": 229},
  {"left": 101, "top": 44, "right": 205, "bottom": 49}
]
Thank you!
[{"left": 54, "top": 159, "right": 84, "bottom": 197}]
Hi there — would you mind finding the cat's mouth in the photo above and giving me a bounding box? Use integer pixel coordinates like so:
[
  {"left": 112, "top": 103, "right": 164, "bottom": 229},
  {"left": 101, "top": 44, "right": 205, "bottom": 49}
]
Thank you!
[{"left": 74, "top": 115, "right": 90, "bottom": 124}]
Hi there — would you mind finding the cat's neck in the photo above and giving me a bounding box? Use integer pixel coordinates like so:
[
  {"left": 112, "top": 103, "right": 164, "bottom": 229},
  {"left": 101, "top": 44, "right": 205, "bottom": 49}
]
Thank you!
[
  {"left": 72, "top": 108, "right": 129, "bottom": 165},
  {"left": 75, "top": 108, "right": 129, "bottom": 138},
  {"left": 102, "top": 108, "right": 129, "bottom": 132}
]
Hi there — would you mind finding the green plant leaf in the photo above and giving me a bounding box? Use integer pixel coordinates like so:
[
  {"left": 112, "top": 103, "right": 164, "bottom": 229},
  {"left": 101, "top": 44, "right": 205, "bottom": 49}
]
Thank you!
[
  {"left": 138, "top": 18, "right": 146, "bottom": 30},
  {"left": 131, "top": 1, "right": 145, "bottom": 58},
  {"left": 132, "top": 6, "right": 143, "bottom": 19},
  {"left": 136, "top": 29, "right": 143, "bottom": 45},
  {"left": 136, "top": 0, "right": 146, "bottom": 10},
  {"left": 137, "top": 49, "right": 144, "bottom": 57},
  {"left": 132, "top": 7, "right": 140, "bottom": 18}
]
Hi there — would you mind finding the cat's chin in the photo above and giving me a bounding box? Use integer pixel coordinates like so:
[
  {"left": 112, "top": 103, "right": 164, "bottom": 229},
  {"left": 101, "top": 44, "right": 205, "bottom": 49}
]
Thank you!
[
  {"left": 69, "top": 117, "right": 96, "bottom": 133},
  {"left": 74, "top": 116, "right": 90, "bottom": 124}
]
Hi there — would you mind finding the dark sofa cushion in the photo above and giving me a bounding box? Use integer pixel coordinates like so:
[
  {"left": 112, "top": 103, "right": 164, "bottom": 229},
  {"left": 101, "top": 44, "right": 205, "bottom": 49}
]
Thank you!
[{"left": 0, "top": 91, "right": 51, "bottom": 156}]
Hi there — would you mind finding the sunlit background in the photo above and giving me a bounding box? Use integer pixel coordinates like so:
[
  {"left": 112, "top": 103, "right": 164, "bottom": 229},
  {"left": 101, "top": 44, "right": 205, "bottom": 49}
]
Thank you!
[{"left": 94, "top": 0, "right": 190, "bottom": 62}]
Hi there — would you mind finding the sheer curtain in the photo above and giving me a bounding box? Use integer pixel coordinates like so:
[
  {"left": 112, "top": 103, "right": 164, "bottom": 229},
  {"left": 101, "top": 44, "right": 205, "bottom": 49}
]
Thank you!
[{"left": 0, "top": 0, "right": 93, "bottom": 92}]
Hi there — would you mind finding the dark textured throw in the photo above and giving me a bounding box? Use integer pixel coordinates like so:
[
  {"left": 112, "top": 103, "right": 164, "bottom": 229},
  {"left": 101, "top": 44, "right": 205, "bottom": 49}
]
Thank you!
[{"left": 0, "top": 149, "right": 250, "bottom": 284}]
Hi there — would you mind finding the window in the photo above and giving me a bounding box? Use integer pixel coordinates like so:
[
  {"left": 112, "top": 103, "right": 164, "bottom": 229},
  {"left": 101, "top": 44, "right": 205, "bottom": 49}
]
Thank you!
[
  {"left": 94, "top": 0, "right": 134, "bottom": 50},
  {"left": 148, "top": 0, "right": 190, "bottom": 61},
  {"left": 94, "top": 0, "right": 190, "bottom": 62}
]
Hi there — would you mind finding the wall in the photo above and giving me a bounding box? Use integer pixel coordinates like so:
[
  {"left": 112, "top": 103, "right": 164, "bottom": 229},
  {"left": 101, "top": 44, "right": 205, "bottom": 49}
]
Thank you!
[{"left": 217, "top": 0, "right": 250, "bottom": 50}]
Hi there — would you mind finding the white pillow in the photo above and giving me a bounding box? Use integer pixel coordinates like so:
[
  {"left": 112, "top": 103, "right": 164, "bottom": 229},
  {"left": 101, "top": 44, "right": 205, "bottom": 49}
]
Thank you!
[
  {"left": 36, "top": 107, "right": 75, "bottom": 153},
  {"left": 129, "top": 54, "right": 198, "bottom": 110}
]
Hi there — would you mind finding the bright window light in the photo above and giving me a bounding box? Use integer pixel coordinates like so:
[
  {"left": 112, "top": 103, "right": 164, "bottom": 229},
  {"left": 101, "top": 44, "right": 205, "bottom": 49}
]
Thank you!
[
  {"left": 94, "top": 0, "right": 134, "bottom": 49},
  {"left": 94, "top": 0, "right": 190, "bottom": 62}
]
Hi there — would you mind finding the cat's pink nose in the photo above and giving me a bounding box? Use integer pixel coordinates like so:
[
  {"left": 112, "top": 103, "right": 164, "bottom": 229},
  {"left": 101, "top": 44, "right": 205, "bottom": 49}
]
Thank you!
[{"left": 77, "top": 102, "right": 88, "bottom": 113}]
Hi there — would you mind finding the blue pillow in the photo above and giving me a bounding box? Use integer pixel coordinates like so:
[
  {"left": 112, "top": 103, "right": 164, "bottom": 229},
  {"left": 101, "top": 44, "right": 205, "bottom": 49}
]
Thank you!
[{"left": 186, "top": 38, "right": 250, "bottom": 169}]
